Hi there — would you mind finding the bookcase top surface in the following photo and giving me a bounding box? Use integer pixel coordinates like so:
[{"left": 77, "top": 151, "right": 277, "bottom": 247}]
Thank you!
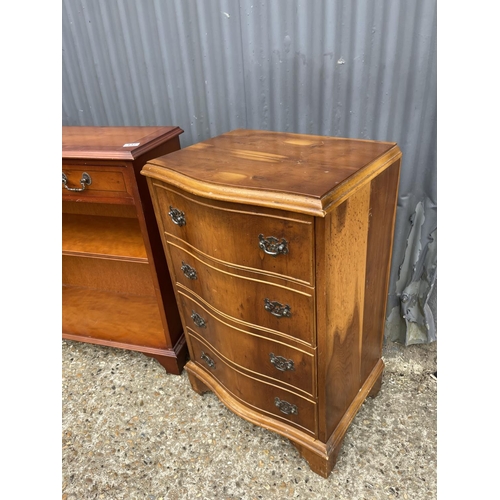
[{"left": 62, "top": 126, "right": 183, "bottom": 161}]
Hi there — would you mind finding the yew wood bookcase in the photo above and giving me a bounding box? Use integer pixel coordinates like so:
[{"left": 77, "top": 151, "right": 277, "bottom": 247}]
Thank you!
[
  {"left": 62, "top": 126, "right": 187, "bottom": 374},
  {"left": 142, "top": 129, "right": 401, "bottom": 476}
]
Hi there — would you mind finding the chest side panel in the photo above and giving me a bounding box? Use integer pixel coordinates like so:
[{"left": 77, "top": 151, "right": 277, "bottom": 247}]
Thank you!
[
  {"left": 316, "top": 183, "right": 371, "bottom": 442},
  {"left": 360, "top": 159, "right": 401, "bottom": 384}
]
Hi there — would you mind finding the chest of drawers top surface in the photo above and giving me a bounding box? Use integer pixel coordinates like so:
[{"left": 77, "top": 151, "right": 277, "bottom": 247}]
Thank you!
[
  {"left": 143, "top": 128, "right": 399, "bottom": 216},
  {"left": 62, "top": 126, "right": 183, "bottom": 161}
]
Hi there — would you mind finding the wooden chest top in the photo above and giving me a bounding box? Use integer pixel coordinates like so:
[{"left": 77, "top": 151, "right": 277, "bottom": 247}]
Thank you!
[{"left": 142, "top": 129, "right": 400, "bottom": 216}]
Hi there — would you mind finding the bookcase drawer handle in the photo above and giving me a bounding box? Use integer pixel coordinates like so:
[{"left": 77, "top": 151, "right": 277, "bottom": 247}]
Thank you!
[
  {"left": 181, "top": 261, "right": 197, "bottom": 280},
  {"left": 269, "top": 353, "right": 294, "bottom": 371},
  {"left": 200, "top": 351, "right": 215, "bottom": 369},
  {"left": 258, "top": 234, "right": 289, "bottom": 256},
  {"left": 191, "top": 311, "right": 207, "bottom": 328},
  {"left": 275, "top": 397, "right": 298, "bottom": 415},
  {"left": 62, "top": 172, "right": 92, "bottom": 192},
  {"left": 264, "top": 298, "right": 291, "bottom": 318},
  {"left": 168, "top": 206, "right": 186, "bottom": 226}
]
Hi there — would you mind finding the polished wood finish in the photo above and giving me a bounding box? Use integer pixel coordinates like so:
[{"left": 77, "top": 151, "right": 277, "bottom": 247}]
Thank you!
[
  {"left": 62, "top": 214, "right": 147, "bottom": 261},
  {"left": 315, "top": 184, "right": 371, "bottom": 441},
  {"left": 62, "top": 200, "right": 137, "bottom": 218},
  {"left": 361, "top": 160, "right": 401, "bottom": 385},
  {"left": 62, "top": 126, "right": 187, "bottom": 374},
  {"left": 188, "top": 335, "right": 317, "bottom": 435},
  {"left": 145, "top": 129, "right": 399, "bottom": 215},
  {"left": 62, "top": 256, "right": 155, "bottom": 296},
  {"left": 154, "top": 184, "right": 315, "bottom": 284},
  {"left": 63, "top": 287, "right": 165, "bottom": 346},
  {"left": 62, "top": 126, "right": 184, "bottom": 160},
  {"left": 168, "top": 244, "right": 315, "bottom": 344},
  {"left": 143, "top": 129, "right": 401, "bottom": 475},
  {"left": 179, "top": 292, "right": 316, "bottom": 396},
  {"left": 61, "top": 163, "right": 135, "bottom": 203}
]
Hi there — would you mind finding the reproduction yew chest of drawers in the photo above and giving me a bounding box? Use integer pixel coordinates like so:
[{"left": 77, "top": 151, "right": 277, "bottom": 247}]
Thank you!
[
  {"left": 142, "top": 129, "right": 402, "bottom": 476},
  {"left": 62, "top": 126, "right": 187, "bottom": 374}
]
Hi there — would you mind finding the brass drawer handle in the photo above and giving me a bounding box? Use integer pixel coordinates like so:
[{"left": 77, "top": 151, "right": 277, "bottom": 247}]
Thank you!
[
  {"left": 191, "top": 311, "right": 207, "bottom": 328},
  {"left": 275, "top": 397, "right": 298, "bottom": 415},
  {"left": 168, "top": 206, "right": 186, "bottom": 226},
  {"left": 181, "top": 261, "right": 197, "bottom": 280},
  {"left": 200, "top": 351, "right": 215, "bottom": 369},
  {"left": 62, "top": 172, "right": 92, "bottom": 192},
  {"left": 264, "top": 298, "right": 291, "bottom": 318},
  {"left": 269, "top": 353, "right": 294, "bottom": 371},
  {"left": 258, "top": 234, "right": 289, "bottom": 256}
]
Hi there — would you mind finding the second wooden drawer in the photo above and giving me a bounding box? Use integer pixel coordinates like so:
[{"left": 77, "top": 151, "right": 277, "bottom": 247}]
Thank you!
[{"left": 169, "top": 243, "right": 315, "bottom": 345}]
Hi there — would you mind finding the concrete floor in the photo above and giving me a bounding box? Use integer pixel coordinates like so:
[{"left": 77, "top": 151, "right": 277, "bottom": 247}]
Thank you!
[{"left": 62, "top": 339, "right": 437, "bottom": 499}]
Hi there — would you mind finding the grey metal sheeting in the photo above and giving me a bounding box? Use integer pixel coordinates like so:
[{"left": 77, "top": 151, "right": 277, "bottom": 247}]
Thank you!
[{"left": 62, "top": 0, "right": 437, "bottom": 345}]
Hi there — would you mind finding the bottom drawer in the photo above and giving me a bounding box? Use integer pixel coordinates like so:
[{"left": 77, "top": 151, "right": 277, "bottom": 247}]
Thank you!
[{"left": 189, "top": 335, "right": 317, "bottom": 436}]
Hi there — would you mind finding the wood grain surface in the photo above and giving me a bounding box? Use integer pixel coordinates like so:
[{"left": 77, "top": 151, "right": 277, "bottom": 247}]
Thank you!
[
  {"left": 168, "top": 243, "right": 315, "bottom": 345},
  {"left": 154, "top": 183, "right": 315, "bottom": 285},
  {"left": 361, "top": 159, "right": 401, "bottom": 384},
  {"left": 146, "top": 129, "right": 395, "bottom": 198},
  {"left": 62, "top": 256, "right": 155, "bottom": 296},
  {"left": 142, "top": 129, "right": 400, "bottom": 216},
  {"left": 315, "top": 184, "right": 371, "bottom": 441},
  {"left": 62, "top": 126, "right": 183, "bottom": 160},
  {"left": 62, "top": 126, "right": 186, "bottom": 374},
  {"left": 143, "top": 129, "right": 402, "bottom": 474},
  {"left": 178, "top": 291, "right": 316, "bottom": 397},
  {"left": 62, "top": 286, "right": 166, "bottom": 348},
  {"left": 62, "top": 201, "right": 137, "bottom": 218},
  {"left": 62, "top": 163, "right": 135, "bottom": 204},
  {"left": 62, "top": 214, "right": 147, "bottom": 261},
  {"left": 188, "top": 336, "right": 317, "bottom": 436}
]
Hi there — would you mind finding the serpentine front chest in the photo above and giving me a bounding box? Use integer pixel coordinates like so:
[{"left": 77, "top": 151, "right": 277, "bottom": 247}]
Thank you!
[{"left": 142, "top": 129, "right": 401, "bottom": 477}]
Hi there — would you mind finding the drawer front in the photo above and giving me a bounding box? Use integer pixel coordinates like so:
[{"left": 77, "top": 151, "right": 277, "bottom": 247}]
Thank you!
[
  {"left": 189, "top": 336, "right": 317, "bottom": 436},
  {"left": 154, "top": 183, "right": 314, "bottom": 284},
  {"left": 169, "top": 244, "right": 315, "bottom": 345},
  {"left": 62, "top": 164, "right": 134, "bottom": 202},
  {"left": 179, "top": 292, "right": 315, "bottom": 396}
]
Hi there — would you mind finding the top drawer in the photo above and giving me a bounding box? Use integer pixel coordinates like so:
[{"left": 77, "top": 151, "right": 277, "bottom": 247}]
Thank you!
[
  {"left": 152, "top": 182, "right": 315, "bottom": 285},
  {"left": 62, "top": 164, "right": 134, "bottom": 204}
]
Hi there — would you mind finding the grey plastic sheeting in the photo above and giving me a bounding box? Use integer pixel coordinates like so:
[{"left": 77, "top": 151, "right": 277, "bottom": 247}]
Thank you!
[{"left": 62, "top": 0, "right": 437, "bottom": 345}]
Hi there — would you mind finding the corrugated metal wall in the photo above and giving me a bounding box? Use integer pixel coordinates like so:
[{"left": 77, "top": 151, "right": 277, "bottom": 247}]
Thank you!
[{"left": 62, "top": 0, "right": 437, "bottom": 345}]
